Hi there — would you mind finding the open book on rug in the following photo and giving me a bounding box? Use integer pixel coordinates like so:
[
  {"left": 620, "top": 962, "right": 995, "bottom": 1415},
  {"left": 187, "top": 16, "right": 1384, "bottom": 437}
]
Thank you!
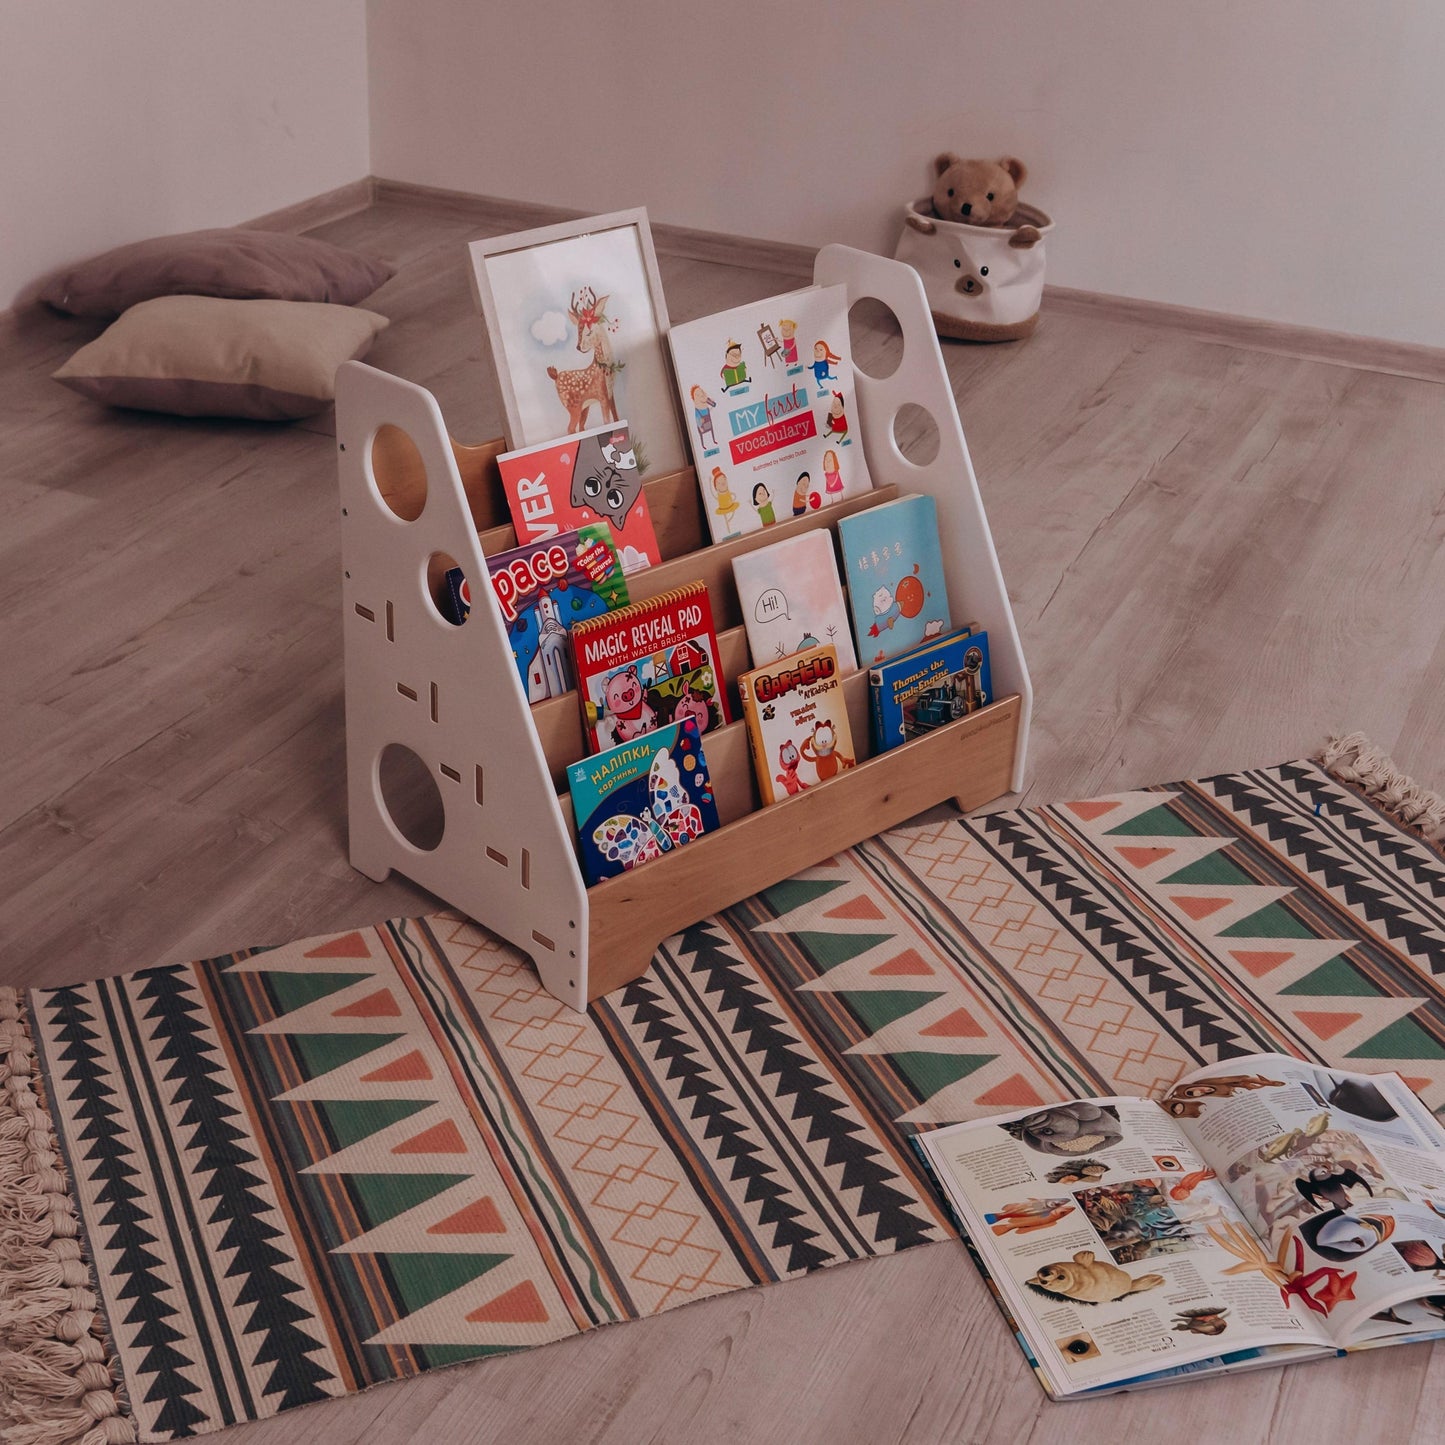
[{"left": 915, "top": 1053, "right": 1445, "bottom": 1398}]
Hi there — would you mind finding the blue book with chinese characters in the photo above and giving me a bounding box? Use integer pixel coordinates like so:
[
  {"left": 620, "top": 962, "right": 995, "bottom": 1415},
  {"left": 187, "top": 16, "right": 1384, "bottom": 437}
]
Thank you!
[
  {"left": 567, "top": 717, "right": 720, "bottom": 885},
  {"left": 868, "top": 627, "right": 992, "bottom": 752},
  {"left": 837, "top": 494, "right": 952, "bottom": 666}
]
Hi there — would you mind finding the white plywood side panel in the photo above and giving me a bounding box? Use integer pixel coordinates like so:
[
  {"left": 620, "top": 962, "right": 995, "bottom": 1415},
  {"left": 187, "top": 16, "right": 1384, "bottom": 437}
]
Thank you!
[
  {"left": 334, "top": 361, "right": 590, "bottom": 1005},
  {"left": 814, "top": 245, "right": 1032, "bottom": 791}
]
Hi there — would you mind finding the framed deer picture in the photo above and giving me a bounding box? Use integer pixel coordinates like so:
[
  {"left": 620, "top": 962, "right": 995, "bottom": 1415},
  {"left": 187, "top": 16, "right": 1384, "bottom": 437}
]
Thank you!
[{"left": 468, "top": 209, "right": 688, "bottom": 478}]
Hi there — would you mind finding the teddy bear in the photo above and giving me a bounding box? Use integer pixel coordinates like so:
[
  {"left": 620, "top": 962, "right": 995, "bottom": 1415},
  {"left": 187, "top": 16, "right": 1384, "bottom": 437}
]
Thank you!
[{"left": 931, "top": 154, "right": 1027, "bottom": 228}]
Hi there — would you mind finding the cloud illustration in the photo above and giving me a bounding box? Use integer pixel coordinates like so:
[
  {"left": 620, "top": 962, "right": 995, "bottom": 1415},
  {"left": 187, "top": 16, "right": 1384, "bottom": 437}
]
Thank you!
[{"left": 531, "top": 310, "right": 570, "bottom": 346}]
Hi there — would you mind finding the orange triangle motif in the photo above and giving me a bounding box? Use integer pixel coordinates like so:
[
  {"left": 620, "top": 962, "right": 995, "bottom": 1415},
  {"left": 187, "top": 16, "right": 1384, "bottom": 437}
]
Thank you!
[
  {"left": 305, "top": 931, "right": 373, "bottom": 959},
  {"left": 872, "top": 949, "right": 934, "bottom": 977},
  {"left": 393, "top": 1119, "right": 468, "bottom": 1155},
  {"left": 333, "top": 988, "right": 402, "bottom": 1018},
  {"left": 823, "top": 894, "right": 886, "bottom": 921},
  {"left": 1295, "top": 1010, "right": 1361, "bottom": 1041},
  {"left": 361, "top": 1050, "right": 432, "bottom": 1084},
  {"left": 919, "top": 1007, "right": 987, "bottom": 1039},
  {"left": 1065, "top": 799, "right": 1121, "bottom": 821},
  {"left": 428, "top": 1196, "right": 506, "bottom": 1235},
  {"left": 1403, "top": 1077, "right": 1434, "bottom": 1096},
  {"left": 466, "top": 1280, "right": 549, "bottom": 1326},
  {"left": 1173, "top": 896, "right": 1231, "bottom": 921},
  {"left": 1117, "top": 846, "right": 1174, "bottom": 868},
  {"left": 1229, "top": 949, "right": 1294, "bottom": 979},
  {"left": 974, "top": 1074, "right": 1046, "bottom": 1108}
]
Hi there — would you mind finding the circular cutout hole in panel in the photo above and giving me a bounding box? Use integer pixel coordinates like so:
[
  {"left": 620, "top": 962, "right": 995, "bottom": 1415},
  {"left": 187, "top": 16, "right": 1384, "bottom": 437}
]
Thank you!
[
  {"left": 371, "top": 424, "right": 428, "bottom": 522},
  {"left": 892, "top": 403, "right": 941, "bottom": 467},
  {"left": 378, "top": 743, "right": 445, "bottom": 851},
  {"left": 848, "top": 297, "right": 904, "bottom": 380},
  {"left": 426, "top": 552, "right": 469, "bottom": 626}
]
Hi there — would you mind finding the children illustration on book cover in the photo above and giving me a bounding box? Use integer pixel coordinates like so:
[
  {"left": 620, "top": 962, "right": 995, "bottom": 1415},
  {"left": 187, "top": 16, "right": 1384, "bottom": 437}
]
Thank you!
[{"left": 669, "top": 284, "right": 873, "bottom": 542}]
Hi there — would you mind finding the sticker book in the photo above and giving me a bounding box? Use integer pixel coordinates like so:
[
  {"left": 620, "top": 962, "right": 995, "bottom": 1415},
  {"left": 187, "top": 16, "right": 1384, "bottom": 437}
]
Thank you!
[
  {"left": 731, "top": 529, "right": 856, "bottom": 672},
  {"left": 567, "top": 717, "right": 719, "bottom": 885},
  {"left": 569, "top": 581, "right": 730, "bottom": 753},
  {"left": 736, "top": 644, "right": 856, "bottom": 806},
  {"left": 473, "top": 523, "right": 630, "bottom": 702},
  {"left": 868, "top": 627, "right": 991, "bottom": 752},
  {"left": 497, "top": 419, "right": 661, "bottom": 574},
  {"left": 668, "top": 284, "right": 872, "bottom": 542},
  {"left": 836, "top": 494, "right": 952, "bottom": 665}
]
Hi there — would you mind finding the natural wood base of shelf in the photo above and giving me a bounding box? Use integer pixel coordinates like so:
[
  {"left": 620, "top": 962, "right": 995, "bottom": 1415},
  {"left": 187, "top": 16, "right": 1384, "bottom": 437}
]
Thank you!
[{"left": 578, "top": 692, "right": 1021, "bottom": 1001}]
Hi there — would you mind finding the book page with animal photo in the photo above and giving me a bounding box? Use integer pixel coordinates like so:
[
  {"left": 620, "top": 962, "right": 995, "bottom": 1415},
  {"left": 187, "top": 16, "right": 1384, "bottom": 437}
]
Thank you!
[
  {"left": 1158, "top": 1053, "right": 1445, "bottom": 1345},
  {"left": 916, "top": 1098, "right": 1335, "bottom": 1399}
]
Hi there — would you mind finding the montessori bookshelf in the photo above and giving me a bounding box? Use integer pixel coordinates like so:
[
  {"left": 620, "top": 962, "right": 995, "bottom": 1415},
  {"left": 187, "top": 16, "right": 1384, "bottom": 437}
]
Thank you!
[{"left": 335, "top": 245, "right": 1033, "bottom": 1010}]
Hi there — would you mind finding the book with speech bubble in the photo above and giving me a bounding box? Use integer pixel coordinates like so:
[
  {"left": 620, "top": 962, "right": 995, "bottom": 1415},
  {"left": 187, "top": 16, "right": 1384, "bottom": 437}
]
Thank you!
[
  {"left": 730, "top": 529, "right": 856, "bottom": 673},
  {"left": 668, "top": 284, "right": 872, "bottom": 543}
]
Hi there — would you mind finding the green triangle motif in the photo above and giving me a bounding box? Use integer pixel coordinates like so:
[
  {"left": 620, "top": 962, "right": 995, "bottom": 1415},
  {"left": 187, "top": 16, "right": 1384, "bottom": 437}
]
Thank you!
[
  {"left": 264, "top": 971, "right": 373, "bottom": 1016},
  {"left": 793, "top": 932, "right": 897, "bottom": 970},
  {"left": 290, "top": 1032, "right": 404, "bottom": 1082},
  {"left": 381, "top": 1252, "right": 511, "bottom": 1315},
  {"left": 1346, "top": 1015, "right": 1445, "bottom": 1062},
  {"left": 419, "top": 1343, "right": 520, "bottom": 1366},
  {"left": 1104, "top": 803, "right": 1195, "bottom": 837},
  {"left": 762, "top": 877, "right": 848, "bottom": 915},
  {"left": 889, "top": 1051, "right": 996, "bottom": 1099},
  {"left": 841, "top": 990, "right": 944, "bottom": 1035},
  {"left": 1218, "top": 903, "right": 1313, "bottom": 940},
  {"left": 314, "top": 1098, "right": 432, "bottom": 1151},
  {"left": 1158, "top": 854, "right": 1247, "bottom": 887},
  {"left": 1279, "top": 956, "right": 1380, "bottom": 998},
  {"left": 348, "top": 1174, "right": 471, "bottom": 1231}
]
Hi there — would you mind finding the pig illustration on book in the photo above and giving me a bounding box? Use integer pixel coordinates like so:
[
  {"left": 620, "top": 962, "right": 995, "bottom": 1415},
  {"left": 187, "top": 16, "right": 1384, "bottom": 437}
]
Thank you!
[{"left": 602, "top": 665, "right": 657, "bottom": 742}]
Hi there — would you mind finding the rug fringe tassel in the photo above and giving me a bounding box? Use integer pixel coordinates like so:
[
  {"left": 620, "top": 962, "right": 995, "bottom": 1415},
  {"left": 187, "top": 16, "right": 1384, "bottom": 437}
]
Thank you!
[
  {"left": 1318, "top": 731, "right": 1445, "bottom": 842},
  {"left": 0, "top": 989, "right": 136, "bottom": 1445}
]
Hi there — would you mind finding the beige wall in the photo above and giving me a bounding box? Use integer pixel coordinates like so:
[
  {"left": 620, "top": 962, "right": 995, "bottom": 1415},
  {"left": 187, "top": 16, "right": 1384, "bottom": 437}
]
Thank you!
[
  {"left": 367, "top": 0, "right": 1445, "bottom": 346},
  {"left": 1, "top": 1, "right": 370, "bottom": 309}
]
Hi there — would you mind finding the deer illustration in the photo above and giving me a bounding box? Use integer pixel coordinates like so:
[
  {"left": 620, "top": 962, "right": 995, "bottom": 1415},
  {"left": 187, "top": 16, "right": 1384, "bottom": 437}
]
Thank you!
[{"left": 547, "top": 287, "right": 621, "bottom": 433}]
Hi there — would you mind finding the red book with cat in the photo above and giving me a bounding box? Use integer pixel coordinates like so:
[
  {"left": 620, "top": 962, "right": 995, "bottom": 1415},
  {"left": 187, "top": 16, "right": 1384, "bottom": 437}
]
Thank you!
[{"left": 569, "top": 582, "right": 730, "bottom": 754}]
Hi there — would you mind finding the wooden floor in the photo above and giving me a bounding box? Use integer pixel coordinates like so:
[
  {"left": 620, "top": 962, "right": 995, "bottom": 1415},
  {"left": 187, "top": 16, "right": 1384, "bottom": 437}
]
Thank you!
[{"left": 3, "top": 194, "right": 1445, "bottom": 1444}]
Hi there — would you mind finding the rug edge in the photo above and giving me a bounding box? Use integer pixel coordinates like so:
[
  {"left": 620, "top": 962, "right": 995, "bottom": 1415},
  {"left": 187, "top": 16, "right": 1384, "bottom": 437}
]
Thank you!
[
  {"left": 0, "top": 987, "right": 138, "bottom": 1445},
  {"left": 1317, "top": 730, "right": 1445, "bottom": 848}
]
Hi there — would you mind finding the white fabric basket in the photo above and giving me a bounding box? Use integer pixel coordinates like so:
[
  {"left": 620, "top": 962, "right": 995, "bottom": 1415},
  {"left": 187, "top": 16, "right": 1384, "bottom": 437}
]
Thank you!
[{"left": 893, "top": 198, "right": 1054, "bottom": 341}]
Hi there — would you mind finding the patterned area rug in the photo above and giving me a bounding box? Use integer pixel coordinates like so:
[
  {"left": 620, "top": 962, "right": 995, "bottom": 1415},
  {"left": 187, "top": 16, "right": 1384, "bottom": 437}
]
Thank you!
[{"left": 3, "top": 738, "right": 1443, "bottom": 1443}]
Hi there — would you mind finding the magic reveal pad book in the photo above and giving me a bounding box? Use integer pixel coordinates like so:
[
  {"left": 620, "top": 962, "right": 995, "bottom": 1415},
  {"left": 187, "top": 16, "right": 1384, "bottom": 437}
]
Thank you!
[
  {"left": 668, "top": 284, "right": 872, "bottom": 542},
  {"left": 731, "top": 529, "right": 856, "bottom": 672},
  {"left": 498, "top": 420, "right": 661, "bottom": 574},
  {"left": 736, "top": 643, "right": 856, "bottom": 805},
  {"left": 914, "top": 1054, "right": 1445, "bottom": 1400},
  {"left": 567, "top": 716, "right": 719, "bottom": 885},
  {"left": 570, "top": 581, "right": 730, "bottom": 753},
  {"left": 836, "top": 494, "right": 951, "bottom": 666}
]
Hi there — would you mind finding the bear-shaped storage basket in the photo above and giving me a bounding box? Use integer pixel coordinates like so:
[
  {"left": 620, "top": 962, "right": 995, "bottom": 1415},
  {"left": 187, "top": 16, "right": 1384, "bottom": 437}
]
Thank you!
[
  {"left": 336, "top": 245, "right": 1033, "bottom": 1011},
  {"left": 895, "top": 200, "right": 1054, "bottom": 342}
]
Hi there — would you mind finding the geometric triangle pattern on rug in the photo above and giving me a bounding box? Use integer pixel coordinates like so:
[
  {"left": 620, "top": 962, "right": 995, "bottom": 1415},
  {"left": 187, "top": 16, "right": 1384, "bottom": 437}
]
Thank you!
[{"left": 22, "top": 755, "right": 1445, "bottom": 1437}]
